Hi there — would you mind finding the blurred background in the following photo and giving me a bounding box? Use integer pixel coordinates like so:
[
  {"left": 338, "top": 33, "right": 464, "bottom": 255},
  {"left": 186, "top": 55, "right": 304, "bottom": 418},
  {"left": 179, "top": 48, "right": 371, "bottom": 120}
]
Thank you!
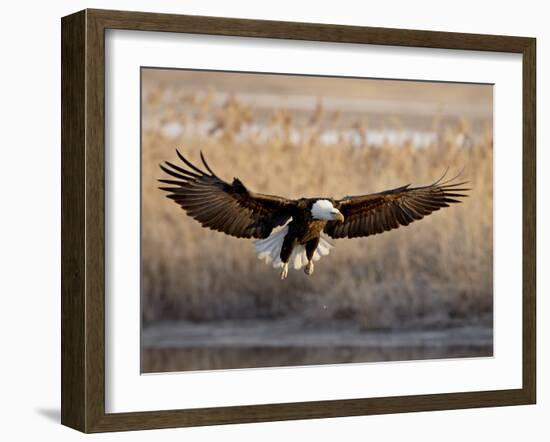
[{"left": 141, "top": 68, "right": 493, "bottom": 373}]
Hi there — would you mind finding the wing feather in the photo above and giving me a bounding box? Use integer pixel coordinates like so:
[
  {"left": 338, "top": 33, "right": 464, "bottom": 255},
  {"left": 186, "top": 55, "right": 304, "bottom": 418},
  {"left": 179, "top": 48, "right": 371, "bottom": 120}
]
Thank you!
[
  {"left": 159, "top": 150, "right": 295, "bottom": 239},
  {"left": 325, "top": 173, "right": 470, "bottom": 239}
]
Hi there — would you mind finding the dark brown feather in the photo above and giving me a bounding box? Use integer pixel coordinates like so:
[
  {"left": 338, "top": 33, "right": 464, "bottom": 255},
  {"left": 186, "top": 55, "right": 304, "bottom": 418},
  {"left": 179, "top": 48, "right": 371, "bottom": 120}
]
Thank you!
[
  {"left": 159, "top": 150, "right": 296, "bottom": 239},
  {"left": 325, "top": 174, "right": 470, "bottom": 239}
]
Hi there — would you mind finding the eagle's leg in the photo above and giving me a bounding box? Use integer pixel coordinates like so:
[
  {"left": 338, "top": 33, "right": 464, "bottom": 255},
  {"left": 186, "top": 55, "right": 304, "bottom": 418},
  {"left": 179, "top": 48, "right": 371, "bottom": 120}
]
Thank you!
[
  {"left": 304, "top": 238, "right": 320, "bottom": 276},
  {"left": 280, "top": 235, "right": 296, "bottom": 280},
  {"left": 280, "top": 263, "right": 289, "bottom": 280}
]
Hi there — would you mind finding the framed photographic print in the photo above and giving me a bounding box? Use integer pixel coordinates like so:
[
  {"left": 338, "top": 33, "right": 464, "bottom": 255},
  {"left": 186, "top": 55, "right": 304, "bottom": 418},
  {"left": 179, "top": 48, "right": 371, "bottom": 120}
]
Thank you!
[{"left": 61, "top": 9, "right": 536, "bottom": 433}]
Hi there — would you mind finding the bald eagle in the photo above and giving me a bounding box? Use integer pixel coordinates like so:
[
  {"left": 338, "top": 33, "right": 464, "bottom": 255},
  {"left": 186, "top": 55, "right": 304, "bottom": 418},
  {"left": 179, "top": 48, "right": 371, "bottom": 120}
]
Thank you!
[{"left": 159, "top": 150, "right": 469, "bottom": 279}]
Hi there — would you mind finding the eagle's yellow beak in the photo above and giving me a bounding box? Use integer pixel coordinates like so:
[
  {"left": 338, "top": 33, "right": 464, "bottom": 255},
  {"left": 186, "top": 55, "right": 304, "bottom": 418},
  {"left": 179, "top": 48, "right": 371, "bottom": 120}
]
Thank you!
[{"left": 332, "top": 210, "right": 345, "bottom": 223}]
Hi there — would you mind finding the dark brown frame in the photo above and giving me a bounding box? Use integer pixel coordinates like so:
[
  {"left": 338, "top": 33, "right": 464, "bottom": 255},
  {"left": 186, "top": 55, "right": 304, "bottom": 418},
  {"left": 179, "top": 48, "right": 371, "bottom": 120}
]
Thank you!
[{"left": 61, "top": 8, "right": 536, "bottom": 433}]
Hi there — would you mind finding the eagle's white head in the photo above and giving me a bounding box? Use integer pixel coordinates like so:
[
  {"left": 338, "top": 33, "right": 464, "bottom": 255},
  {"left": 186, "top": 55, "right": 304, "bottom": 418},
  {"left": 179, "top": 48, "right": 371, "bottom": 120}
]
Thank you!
[{"left": 311, "top": 199, "right": 345, "bottom": 222}]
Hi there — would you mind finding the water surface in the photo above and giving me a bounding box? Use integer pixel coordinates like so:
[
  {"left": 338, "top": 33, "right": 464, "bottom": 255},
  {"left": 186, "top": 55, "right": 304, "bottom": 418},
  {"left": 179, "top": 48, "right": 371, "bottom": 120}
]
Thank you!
[{"left": 142, "top": 319, "right": 493, "bottom": 373}]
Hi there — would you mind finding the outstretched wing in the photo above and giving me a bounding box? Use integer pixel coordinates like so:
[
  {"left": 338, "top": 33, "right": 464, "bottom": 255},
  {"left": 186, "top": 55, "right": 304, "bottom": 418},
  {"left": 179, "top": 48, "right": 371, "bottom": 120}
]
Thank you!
[
  {"left": 324, "top": 172, "right": 470, "bottom": 239},
  {"left": 159, "top": 150, "right": 295, "bottom": 239}
]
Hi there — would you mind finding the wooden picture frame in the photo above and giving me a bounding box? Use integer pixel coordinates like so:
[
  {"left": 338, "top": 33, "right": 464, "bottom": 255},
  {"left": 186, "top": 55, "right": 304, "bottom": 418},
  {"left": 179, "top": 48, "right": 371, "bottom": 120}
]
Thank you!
[{"left": 61, "top": 8, "right": 536, "bottom": 433}]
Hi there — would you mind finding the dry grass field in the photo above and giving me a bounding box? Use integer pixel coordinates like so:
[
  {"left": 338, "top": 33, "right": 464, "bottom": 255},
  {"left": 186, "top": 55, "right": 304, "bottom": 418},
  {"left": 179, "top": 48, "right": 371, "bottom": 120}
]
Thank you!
[{"left": 141, "top": 69, "right": 493, "bottom": 334}]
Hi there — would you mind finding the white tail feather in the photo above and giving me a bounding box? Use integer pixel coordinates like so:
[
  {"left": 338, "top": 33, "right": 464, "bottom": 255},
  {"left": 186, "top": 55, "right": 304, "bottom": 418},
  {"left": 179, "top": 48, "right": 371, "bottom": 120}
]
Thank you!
[{"left": 255, "top": 226, "right": 334, "bottom": 270}]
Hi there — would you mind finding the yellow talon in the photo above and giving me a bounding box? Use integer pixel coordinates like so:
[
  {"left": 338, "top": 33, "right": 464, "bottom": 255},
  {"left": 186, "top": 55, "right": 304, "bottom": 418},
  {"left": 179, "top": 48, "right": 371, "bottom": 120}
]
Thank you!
[{"left": 280, "top": 263, "right": 289, "bottom": 279}]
